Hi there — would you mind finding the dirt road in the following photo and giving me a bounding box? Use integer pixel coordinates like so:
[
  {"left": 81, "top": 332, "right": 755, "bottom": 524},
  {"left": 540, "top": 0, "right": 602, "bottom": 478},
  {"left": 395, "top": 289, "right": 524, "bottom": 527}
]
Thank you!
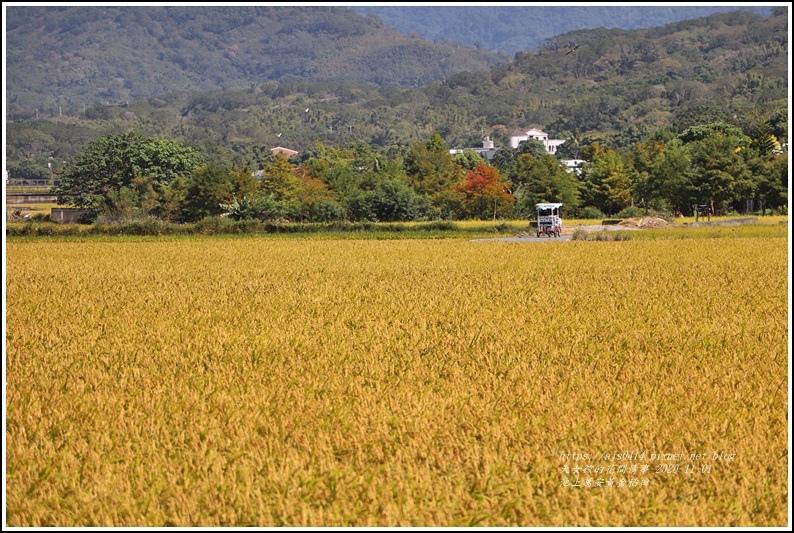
[{"left": 472, "top": 225, "right": 638, "bottom": 243}]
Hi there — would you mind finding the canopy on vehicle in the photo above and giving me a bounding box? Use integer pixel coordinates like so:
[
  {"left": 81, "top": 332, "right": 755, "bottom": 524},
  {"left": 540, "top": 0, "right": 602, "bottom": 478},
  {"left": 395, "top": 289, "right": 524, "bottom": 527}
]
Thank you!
[{"left": 535, "top": 203, "right": 563, "bottom": 210}]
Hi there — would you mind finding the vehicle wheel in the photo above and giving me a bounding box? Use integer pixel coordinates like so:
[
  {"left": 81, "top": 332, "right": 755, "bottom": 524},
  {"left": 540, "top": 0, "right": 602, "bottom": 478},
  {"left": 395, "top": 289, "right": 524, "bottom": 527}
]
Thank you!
[{"left": 536, "top": 231, "right": 540, "bottom": 238}]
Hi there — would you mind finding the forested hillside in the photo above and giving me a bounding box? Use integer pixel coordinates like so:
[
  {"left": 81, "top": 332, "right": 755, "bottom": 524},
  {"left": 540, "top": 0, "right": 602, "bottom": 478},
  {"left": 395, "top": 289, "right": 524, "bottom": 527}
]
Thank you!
[
  {"left": 352, "top": 5, "right": 775, "bottom": 55},
  {"left": 5, "top": 5, "right": 502, "bottom": 118},
  {"left": 7, "top": 8, "right": 786, "bottom": 173}
]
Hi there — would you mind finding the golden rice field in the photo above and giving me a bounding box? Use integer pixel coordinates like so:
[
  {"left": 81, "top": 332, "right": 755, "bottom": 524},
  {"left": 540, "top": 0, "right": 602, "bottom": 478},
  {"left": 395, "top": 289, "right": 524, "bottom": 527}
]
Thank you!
[{"left": 4, "top": 228, "right": 790, "bottom": 526}]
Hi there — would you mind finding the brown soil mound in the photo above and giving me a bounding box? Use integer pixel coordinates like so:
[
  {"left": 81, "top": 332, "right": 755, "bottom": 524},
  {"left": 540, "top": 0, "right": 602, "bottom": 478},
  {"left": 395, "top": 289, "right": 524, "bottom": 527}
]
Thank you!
[{"left": 618, "top": 217, "right": 672, "bottom": 229}]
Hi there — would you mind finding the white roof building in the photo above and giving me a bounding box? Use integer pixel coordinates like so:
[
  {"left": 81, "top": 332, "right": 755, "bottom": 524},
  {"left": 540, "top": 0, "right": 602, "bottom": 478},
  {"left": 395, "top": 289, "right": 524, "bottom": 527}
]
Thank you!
[{"left": 509, "top": 127, "right": 566, "bottom": 154}]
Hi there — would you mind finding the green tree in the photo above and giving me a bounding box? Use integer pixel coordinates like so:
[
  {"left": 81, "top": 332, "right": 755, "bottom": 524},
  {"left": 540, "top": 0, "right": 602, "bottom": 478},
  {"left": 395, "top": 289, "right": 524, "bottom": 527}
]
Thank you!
[
  {"left": 320, "top": 164, "right": 360, "bottom": 208},
  {"left": 181, "top": 164, "right": 235, "bottom": 221},
  {"left": 765, "top": 109, "right": 788, "bottom": 146},
  {"left": 579, "top": 144, "right": 633, "bottom": 215},
  {"left": 451, "top": 150, "right": 485, "bottom": 171},
  {"left": 6, "top": 128, "right": 56, "bottom": 161},
  {"left": 7, "top": 160, "right": 51, "bottom": 181},
  {"left": 491, "top": 140, "right": 557, "bottom": 191},
  {"left": 746, "top": 155, "right": 784, "bottom": 214},
  {"left": 158, "top": 176, "right": 190, "bottom": 222},
  {"left": 629, "top": 138, "right": 668, "bottom": 214},
  {"left": 650, "top": 139, "right": 696, "bottom": 216},
  {"left": 671, "top": 105, "right": 733, "bottom": 133},
  {"left": 404, "top": 132, "right": 464, "bottom": 199},
  {"left": 259, "top": 155, "right": 302, "bottom": 202},
  {"left": 369, "top": 179, "right": 423, "bottom": 222},
  {"left": 678, "top": 122, "right": 746, "bottom": 144},
  {"left": 749, "top": 120, "right": 781, "bottom": 158},
  {"left": 293, "top": 166, "right": 344, "bottom": 222},
  {"left": 679, "top": 123, "right": 752, "bottom": 213},
  {"left": 489, "top": 145, "right": 518, "bottom": 176},
  {"left": 228, "top": 165, "right": 261, "bottom": 199},
  {"left": 554, "top": 139, "right": 581, "bottom": 159},
  {"left": 56, "top": 130, "right": 203, "bottom": 210},
  {"left": 301, "top": 143, "right": 362, "bottom": 208},
  {"left": 757, "top": 153, "right": 788, "bottom": 214},
  {"left": 517, "top": 139, "right": 548, "bottom": 159},
  {"left": 347, "top": 179, "right": 424, "bottom": 222},
  {"left": 513, "top": 153, "right": 581, "bottom": 217}
]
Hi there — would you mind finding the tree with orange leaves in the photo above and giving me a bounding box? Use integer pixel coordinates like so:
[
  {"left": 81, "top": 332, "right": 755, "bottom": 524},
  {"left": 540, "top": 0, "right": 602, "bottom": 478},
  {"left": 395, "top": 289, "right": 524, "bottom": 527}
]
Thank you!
[{"left": 455, "top": 162, "right": 514, "bottom": 220}]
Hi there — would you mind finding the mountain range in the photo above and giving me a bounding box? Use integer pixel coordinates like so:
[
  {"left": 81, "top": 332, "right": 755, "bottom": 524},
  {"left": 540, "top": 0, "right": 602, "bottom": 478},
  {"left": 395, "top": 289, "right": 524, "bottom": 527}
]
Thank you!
[
  {"left": 5, "top": 5, "right": 500, "bottom": 116},
  {"left": 351, "top": 5, "right": 775, "bottom": 55},
  {"left": 4, "top": 4, "right": 781, "bottom": 117}
]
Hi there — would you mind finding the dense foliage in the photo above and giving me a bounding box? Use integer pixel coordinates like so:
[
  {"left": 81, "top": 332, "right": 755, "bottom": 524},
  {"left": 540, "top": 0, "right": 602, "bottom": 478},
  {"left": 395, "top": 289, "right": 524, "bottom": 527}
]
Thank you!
[
  {"left": 51, "top": 119, "right": 786, "bottom": 225},
  {"left": 55, "top": 131, "right": 204, "bottom": 218}
]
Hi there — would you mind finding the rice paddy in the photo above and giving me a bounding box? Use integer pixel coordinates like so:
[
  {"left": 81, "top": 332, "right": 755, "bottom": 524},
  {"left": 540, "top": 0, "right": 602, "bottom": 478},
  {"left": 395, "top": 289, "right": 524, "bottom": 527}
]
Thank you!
[{"left": 4, "top": 225, "right": 789, "bottom": 526}]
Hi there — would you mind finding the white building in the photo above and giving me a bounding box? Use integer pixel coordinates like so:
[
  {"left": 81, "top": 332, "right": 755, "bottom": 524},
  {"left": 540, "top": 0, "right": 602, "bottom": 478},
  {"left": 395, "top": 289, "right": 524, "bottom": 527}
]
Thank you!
[
  {"left": 509, "top": 128, "right": 566, "bottom": 154},
  {"left": 560, "top": 159, "right": 587, "bottom": 176},
  {"left": 449, "top": 136, "right": 499, "bottom": 162}
]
